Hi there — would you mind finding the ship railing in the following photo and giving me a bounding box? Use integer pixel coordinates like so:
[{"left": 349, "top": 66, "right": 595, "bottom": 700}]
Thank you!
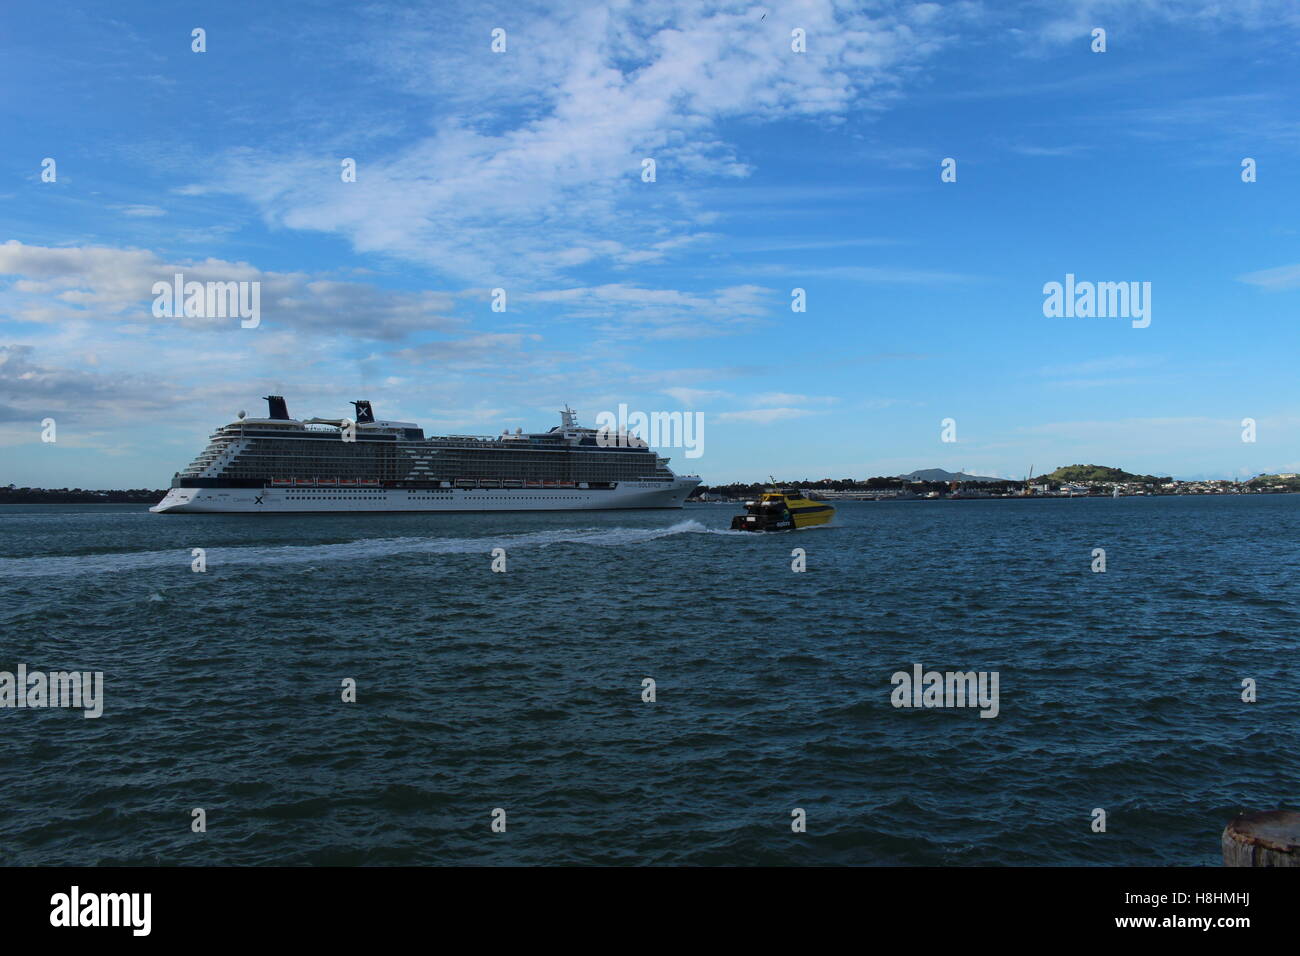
[{"left": 452, "top": 478, "right": 584, "bottom": 488}]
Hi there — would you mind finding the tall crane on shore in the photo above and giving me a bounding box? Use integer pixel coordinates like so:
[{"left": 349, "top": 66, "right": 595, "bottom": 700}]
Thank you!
[{"left": 1024, "top": 465, "right": 1034, "bottom": 497}]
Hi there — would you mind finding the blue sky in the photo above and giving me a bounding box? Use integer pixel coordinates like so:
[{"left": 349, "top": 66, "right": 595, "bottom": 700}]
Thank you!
[{"left": 3, "top": 0, "right": 1299, "bottom": 487}]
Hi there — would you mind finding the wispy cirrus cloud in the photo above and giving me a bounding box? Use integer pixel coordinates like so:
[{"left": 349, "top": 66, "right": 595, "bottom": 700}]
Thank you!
[
  {"left": 661, "top": 386, "right": 730, "bottom": 406},
  {"left": 715, "top": 407, "right": 816, "bottom": 425},
  {"left": 112, "top": 204, "right": 167, "bottom": 218},
  {"left": 1238, "top": 263, "right": 1300, "bottom": 291},
  {"left": 751, "top": 264, "right": 978, "bottom": 284},
  {"left": 392, "top": 333, "right": 545, "bottom": 371},
  {"left": 522, "top": 282, "right": 773, "bottom": 340},
  {"left": 750, "top": 391, "right": 837, "bottom": 406},
  {"left": 1032, "top": 0, "right": 1300, "bottom": 45},
  {"left": 181, "top": 1, "right": 975, "bottom": 285}
]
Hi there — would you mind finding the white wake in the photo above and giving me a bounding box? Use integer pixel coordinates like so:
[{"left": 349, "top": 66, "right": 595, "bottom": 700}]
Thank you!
[{"left": 0, "top": 520, "right": 740, "bottom": 578}]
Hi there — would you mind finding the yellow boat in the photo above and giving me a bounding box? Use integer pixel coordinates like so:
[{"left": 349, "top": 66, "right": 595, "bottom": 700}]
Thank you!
[{"left": 730, "top": 488, "right": 835, "bottom": 532}]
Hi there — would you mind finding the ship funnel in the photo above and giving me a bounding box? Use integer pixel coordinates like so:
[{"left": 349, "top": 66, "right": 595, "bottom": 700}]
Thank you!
[
  {"left": 351, "top": 400, "right": 375, "bottom": 424},
  {"left": 263, "top": 395, "right": 290, "bottom": 420}
]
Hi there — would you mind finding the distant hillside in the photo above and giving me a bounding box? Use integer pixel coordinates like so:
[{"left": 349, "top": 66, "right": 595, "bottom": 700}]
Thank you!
[
  {"left": 1246, "top": 473, "right": 1300, "bottom": 489},
  {"left": 1040, "top": 464, "right": 1158, "bottom": 483},
  {"left": 898, "top": 468, "right": 1005, "bottom": 484}
]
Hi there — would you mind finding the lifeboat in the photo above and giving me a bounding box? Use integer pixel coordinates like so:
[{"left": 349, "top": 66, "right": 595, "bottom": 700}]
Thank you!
[{"left": 730, "top": 488, "right": 834, "bottom": 532}]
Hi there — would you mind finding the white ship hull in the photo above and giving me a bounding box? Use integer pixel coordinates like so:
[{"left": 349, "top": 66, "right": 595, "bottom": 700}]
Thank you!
[{"left": 150, "top": 479, "right": 698, "bottom": 514}]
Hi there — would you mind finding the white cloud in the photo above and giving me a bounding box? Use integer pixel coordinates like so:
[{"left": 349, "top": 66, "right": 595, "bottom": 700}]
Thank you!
[
  {"left": 1032, "top": 0, "right": 1300, "bottom": 45},
  {"left": 421, "top": 406, "right": 513, "bottom": 432},
  {"left": 662, "top": 386, "right": 729, "bottom": 406},
  {"left": 1238, "top": 263, "right": 1300, "bottom": 291},
  {"left": 185, "top": 1, "right": 972, "bottom": 284},
  {"left": 523, "top": 282, "right": 773, "bottom": 339},
  {"left": 392, "top": 333, "right": 545, "bottom": 371},
  {"left": 751, "top": 392, "right": 837, "bottom": 406},
  {"left": 0, "top": 241, "right": 461, "bottom": 339},
  {"left": 715, "top": 407, "right": 814, "bottom": 424},
  {"left": 782, "top": 265, "right": 977, "bottom": 284},
  {"left": 114, "top": 204, "right": 167, "bottom": 218}
]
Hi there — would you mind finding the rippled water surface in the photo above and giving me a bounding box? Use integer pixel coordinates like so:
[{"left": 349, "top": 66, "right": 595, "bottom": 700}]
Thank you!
[{"left": 1, "top": 496, "right": 1296, "bottom": 865}]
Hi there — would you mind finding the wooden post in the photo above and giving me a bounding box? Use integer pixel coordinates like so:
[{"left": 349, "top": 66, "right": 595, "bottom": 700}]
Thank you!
[{"left": 1222, "top": 810, "right": 1300, "bottom": 867}]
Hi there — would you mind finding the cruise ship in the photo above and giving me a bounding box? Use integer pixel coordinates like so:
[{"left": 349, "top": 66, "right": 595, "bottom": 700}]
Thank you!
[{"left": 151, "top": 396, "right": 700, "bottom": 514}]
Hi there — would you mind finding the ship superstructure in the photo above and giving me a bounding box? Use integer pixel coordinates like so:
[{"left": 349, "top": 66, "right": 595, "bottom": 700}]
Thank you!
[{"left": 151, "top": 397, "right": 699, "bottom": 513}]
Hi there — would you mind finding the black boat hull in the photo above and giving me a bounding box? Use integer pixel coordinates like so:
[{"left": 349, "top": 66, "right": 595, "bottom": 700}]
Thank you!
[{"left": 730, "top": 513, "right": 795, "bottom": 532}]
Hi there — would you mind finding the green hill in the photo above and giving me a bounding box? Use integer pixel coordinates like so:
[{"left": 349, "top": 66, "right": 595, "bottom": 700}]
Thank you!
[
  {"left": 1246, "top": 473, "right": 1300, "bottom": 490},
  {"left": 1040, "top": 464, "right": 1156, "bottom": 483}
]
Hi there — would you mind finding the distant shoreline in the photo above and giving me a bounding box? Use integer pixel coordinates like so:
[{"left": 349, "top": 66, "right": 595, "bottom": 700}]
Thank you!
[
  {"left": 692, "top": 471, "right": 1300, "bottom": 501},
  {"left": 0, "top": 490, "right": 165, "bottom": 504},
  {"left": 5, "top": 478, "right": 1297, "bottom": 506},
  {"left": 689, "top": 491, "right": 1299, "bottom": 502}
]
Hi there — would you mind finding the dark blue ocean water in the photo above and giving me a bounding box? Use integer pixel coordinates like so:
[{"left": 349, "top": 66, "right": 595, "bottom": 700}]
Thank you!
[{"left": 1, "top": 496, "right": 1296, "bottom": 866}]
